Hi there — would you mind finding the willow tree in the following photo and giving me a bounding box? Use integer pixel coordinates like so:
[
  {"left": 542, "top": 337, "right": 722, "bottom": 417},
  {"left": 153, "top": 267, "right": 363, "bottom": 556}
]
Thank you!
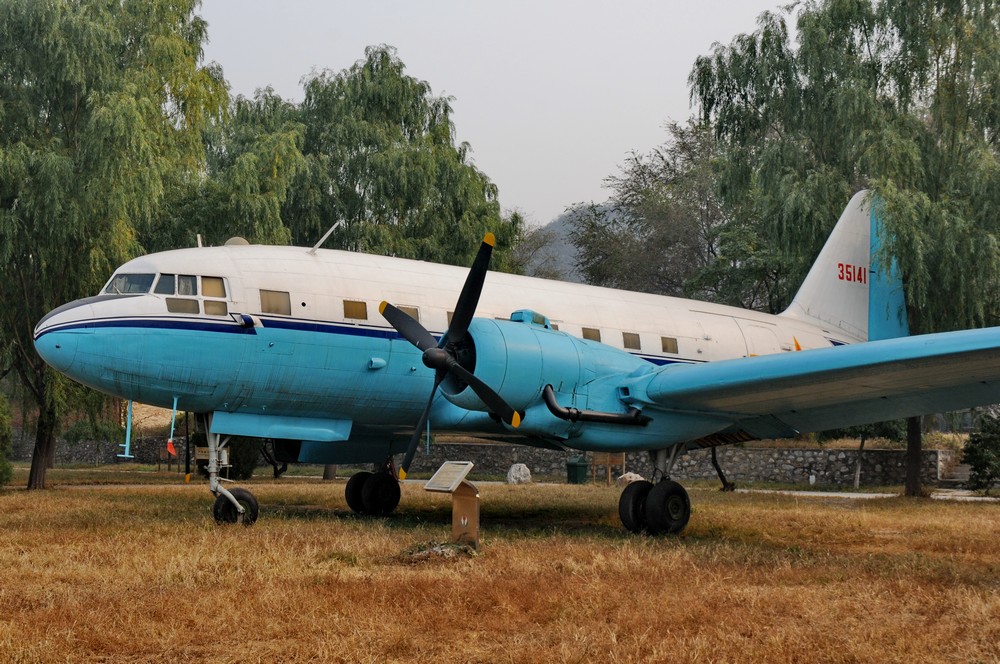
[
  {"left": 690, "top": 0, "right": 1000, "bottom": 495},
  {"left": 0, "top": 0, "right": 227, "bottom": 488},
  {"left": 285, "top": 46, "right": 521, "bottom": 269},
  {"left": 148, "top": 88, "right": 306, "bottom": 251}
]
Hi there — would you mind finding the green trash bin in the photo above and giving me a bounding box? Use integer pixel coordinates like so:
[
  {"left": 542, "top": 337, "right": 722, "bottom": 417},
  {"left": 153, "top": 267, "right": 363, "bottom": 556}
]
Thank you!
[{"left": 566, "top": 455, "right": 589, "bottom": 484}]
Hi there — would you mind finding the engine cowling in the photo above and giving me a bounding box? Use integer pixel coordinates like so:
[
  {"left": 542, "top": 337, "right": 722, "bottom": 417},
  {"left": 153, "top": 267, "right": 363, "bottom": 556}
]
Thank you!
[{"left": 440, "top": 315, "right": 648, "bottom": 416}]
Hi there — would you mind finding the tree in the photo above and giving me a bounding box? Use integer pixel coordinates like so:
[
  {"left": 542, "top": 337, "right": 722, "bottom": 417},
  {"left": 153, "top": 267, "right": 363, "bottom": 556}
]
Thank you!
[
  {"left": 569, "top": 121, "right": 738, "bottom": 300},
  {"left": 284, "top": 46, "right": 521, "bottom": 269},
  {"left": 148, "top": 88, "right": 306, "bottom": 251},
  {"left": 964, "top": 412, "right": 1000, "bottom": 494},
  {"left": 0, "top": 395, "right": 12, "bottom": 487},
  {"left": 689, "top": 0, "right": 1000, "bottom": 496},
  {"left": 0, "top": 0, "right": 227, "bottom": 488}
]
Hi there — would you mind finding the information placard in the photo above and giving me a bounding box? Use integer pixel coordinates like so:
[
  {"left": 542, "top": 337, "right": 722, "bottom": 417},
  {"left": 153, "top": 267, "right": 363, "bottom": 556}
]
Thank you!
[{"left": 424, "top": 461, "right": 474, "bottom": 493}]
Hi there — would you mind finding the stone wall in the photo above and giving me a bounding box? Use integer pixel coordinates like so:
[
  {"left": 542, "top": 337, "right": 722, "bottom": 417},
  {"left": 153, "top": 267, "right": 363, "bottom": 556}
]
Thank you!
[
  {"left": 407, "top": 442, "right": 956, "bottom": 487},
  {"left": 12, "top": 426, "right": 956, "bottom": 487}
]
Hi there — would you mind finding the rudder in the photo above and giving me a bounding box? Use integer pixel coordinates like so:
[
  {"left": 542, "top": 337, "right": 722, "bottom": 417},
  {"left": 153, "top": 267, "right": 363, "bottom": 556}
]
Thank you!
[{"left": 781, "top": 191, "right": 908, "bottom": 342}]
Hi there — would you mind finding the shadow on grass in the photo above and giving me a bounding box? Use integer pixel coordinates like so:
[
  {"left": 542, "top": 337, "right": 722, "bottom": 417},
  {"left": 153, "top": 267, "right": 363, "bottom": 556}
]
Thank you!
[{"left": 259, "top": 499, "right": 627, "bottom": 540}]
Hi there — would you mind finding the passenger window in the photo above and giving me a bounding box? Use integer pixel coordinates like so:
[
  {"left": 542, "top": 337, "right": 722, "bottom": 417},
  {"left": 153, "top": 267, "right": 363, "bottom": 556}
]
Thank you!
[
  {"left": 260, "top": 290, "right": 291, "bottom": 315},
  {"left": 202, "top": 276, "right": 226, "bottom": 298},
  {"left": 166, "top": 298, "right": 199, "bottom": 314},
  {"left": 204, "top": 301, "right": 228, "bottom": 316},
  {"left": 398, "top": 306, "right": 419, "bottom": 322},
  {"left": 661, "top": 337, "right": 679, "bottom": 354},
  {"left": 178, "top": 275, "right": 198, "bottom": 296},
  {"left": 582, "top": 327, "right": 601, "bottom": 342},
  {"left": 343, "top": 300, "right": 368, "bottom": 320},
  {"left": 154, "top": 274, "right": 175, "bottom": 295},
  {"left": 623, "top": 332, "right": 641, "bottom": 350},
  {"left": 551, "top": 324, "right": 559, "bottom": 331}
]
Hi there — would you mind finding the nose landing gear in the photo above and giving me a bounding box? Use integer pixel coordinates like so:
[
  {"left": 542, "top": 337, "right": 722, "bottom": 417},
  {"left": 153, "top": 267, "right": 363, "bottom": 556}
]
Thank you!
[{"left": 204, "top": 422, "right": 259, "bottom": 526}]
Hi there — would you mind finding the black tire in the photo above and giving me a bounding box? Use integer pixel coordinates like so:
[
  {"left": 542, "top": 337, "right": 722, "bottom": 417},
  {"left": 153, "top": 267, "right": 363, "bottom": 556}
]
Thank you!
[
  {"left": 212, "top": 488, "right": 259, "bottom": 526},
  {"left": 361, "top": 471, "right": 401, "bottom": 517},
  {"left": 345, "top": 471, "right": 372, "bottom": 514},
  {"left": 618, "top": 479, "right": 653, "bottom": 533},
  {"left": 644, "top": 480, "right": 690, "bottom": 535}
]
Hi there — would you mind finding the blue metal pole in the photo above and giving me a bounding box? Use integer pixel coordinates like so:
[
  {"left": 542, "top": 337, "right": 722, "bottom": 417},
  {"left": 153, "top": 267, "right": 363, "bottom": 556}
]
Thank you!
[{"left": 118, "top": 400, "right": 135, "bottom": 459}]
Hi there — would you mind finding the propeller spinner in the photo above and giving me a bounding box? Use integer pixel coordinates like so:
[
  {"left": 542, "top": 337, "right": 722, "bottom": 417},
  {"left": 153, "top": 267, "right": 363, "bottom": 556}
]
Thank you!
[{"left": 380, "top": 232, "right": 521, "bottom": 480}]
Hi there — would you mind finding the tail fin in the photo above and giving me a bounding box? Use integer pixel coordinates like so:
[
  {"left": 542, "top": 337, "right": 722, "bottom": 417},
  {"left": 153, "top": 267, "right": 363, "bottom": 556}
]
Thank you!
[{"left": 781, "top": 190, "right": 909, "bottom": 342}]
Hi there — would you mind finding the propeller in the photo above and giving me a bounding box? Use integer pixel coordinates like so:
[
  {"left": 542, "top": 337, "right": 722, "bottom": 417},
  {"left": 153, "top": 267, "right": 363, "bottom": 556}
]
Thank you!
[{"left": 380, "top": 232, "right": 521, "bottom": 480}]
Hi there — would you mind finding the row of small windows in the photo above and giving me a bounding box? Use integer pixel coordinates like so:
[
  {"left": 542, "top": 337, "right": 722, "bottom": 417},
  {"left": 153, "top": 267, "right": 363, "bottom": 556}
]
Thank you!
[
  {"left": 255, "top": 288, "right": 684, "bottom": 355},
  {"left": 581, "top": 327, "right": 678, "bottom": 354},
  {"left": 104, "top": 274, "right": 683, "bottom": 354}
]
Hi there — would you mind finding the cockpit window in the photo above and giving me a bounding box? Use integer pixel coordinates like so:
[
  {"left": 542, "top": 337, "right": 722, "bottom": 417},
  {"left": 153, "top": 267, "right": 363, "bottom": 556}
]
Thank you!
[
  {"left": 178, "top": 275, "right": 197, "bottom": 296},
  {"left": 154, "top": 274, "right": 175, "bottom": 295},
  {"left": 202, "top": 276, "right": 226, "bottom": 298},
  {"left": 104, "top": 273, "right": 155, "bottom": 295}
]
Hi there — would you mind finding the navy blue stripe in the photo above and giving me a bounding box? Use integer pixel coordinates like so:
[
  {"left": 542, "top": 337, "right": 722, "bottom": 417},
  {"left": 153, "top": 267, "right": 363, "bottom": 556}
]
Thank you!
[
  {"left": 39, "top": 314, "right": 701, "bottom": 365},
  {"left": 37, "top": 318, "right": 258, "bottom": 338},
  {"left": 260, "top": 316, "right": 402, "bottom": 340}
]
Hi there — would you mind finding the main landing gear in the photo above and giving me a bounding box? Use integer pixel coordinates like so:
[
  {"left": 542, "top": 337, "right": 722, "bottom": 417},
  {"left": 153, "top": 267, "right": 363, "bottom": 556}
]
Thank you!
[
  {"left": 344, "top": 459, "right": 401, "bottom": 517},
  {"left": 618, "top": 447, "right": 691, "bottom": 535}
]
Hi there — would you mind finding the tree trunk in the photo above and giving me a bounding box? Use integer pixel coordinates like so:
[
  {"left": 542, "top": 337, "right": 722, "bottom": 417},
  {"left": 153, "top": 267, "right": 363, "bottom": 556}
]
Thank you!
[
  {"left": 323, "top": 464, "right": 337, "bottom": 480},
  {"left": 27, "top": 401, "right": 58, "bottom": 490},
  {"left": 853, "top": 434, "right": 866, "bottom": 489},
  {"left": 904, "top": 415, "right": 923, "bottom": 496}
]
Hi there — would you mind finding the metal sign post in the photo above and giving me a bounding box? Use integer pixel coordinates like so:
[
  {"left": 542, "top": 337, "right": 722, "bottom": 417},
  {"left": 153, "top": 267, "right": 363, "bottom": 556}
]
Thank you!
[{"left": 425, "top": 461, "right": 480, "bottom": 549}]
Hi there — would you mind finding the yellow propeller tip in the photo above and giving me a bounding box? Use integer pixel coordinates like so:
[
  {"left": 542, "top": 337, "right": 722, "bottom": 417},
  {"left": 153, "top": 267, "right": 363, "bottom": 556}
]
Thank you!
[
  {"left": 483, "top": 232, "right": 496, "bottom": 247},
  {"left": 511, "top": 412, "right": 521, "bottom": 428},
  {"left": 378, "top": 301, "right": 388, "bottom": 315},
  {"left": 398, "top": 468, "right": 407, "bottom": 480}
]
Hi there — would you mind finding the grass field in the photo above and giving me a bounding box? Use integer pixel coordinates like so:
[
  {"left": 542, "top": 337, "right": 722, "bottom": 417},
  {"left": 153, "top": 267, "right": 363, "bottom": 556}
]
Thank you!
[{"left": 1, "top": 473, "right": 999, "bottom": 663}]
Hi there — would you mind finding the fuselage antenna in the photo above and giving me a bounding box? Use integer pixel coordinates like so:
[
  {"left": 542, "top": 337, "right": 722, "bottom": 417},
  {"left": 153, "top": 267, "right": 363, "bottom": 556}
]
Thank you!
[{"left": 309, "top": 221, "right": 345, "bottom": 255}]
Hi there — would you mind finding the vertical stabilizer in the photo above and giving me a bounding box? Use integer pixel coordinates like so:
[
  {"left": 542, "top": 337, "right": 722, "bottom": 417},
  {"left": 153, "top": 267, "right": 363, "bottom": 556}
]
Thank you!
[{"left": 781, "top": 191, "right": 908, "bottom": 342}]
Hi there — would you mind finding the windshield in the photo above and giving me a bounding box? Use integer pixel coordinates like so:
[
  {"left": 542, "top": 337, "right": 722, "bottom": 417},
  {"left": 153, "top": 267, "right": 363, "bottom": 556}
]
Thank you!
[{"left": 103, "top": 273, "right": 155, "bottom": 295}]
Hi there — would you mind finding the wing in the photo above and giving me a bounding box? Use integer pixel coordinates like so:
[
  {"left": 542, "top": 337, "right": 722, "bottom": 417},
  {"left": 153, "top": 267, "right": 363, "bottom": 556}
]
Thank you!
[{"left": 630, "top": 326, "right": 1000, "bottom": 440}]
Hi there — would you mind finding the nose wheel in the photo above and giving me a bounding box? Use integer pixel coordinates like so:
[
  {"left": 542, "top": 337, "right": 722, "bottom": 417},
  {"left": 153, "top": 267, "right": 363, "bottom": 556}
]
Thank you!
[{"left": 213, "top": 487, "right": 259, "bottom": 525}]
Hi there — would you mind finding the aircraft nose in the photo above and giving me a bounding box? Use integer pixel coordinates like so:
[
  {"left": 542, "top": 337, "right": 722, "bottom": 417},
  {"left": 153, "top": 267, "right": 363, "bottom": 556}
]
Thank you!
[
  {"left": 33, "top": 297, "right": 98, "bottom": 373},
  {"left": 34, "top": 329, "right": 79, "bottom": 373}
]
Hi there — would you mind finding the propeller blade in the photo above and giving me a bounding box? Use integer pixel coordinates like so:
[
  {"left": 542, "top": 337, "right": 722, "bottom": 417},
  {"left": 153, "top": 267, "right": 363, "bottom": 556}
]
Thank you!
[
  {"left": 445, "top": 232, "right": 494, "bottom": 347},
  {"left": 398, "top": 373, "right": 444, "bottom": 480},
  {"left": 379, "top": 302, "right": 438, "bottom": 352},
  {"left": 448, "top": 362, "right": 521, "bottom": 428}
]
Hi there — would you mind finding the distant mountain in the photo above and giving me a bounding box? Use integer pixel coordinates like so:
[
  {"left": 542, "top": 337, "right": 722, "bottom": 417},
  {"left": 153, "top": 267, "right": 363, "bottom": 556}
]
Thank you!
[{"left": 516, "top": 209, "right": 584, "bottom": 283}]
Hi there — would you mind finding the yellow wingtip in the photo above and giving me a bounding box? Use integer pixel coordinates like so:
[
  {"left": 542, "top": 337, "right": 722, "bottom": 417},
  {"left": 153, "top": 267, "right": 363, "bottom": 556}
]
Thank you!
[
  {"left": 378, "top": 301, "right": 388, "bottom": 315},
  {"left": 511, "top": 411, "right": 521, "bottom": 428},
  {"left": 398, "top": 467, "right": 407, "bottom": 481},
  {"left": 483, "top": 232, "right": 496, "bottom": 247}
]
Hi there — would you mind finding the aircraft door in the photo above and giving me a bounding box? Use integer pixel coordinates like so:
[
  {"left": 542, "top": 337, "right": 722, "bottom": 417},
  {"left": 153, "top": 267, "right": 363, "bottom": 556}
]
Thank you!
[{"left": 735, "top": 319, "right": 782, "bottom": 357}]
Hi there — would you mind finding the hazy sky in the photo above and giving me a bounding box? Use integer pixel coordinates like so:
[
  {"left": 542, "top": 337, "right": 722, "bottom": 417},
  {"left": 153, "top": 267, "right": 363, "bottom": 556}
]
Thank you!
[{"left": 199, "top": 1, "right": 778, "bottom": 226}]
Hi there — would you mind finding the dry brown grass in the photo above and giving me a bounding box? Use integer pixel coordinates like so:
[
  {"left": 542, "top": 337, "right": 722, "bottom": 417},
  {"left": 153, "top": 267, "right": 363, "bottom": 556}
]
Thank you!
[{"left": 1, "top": 480, "right": 999, "bottom": 663}]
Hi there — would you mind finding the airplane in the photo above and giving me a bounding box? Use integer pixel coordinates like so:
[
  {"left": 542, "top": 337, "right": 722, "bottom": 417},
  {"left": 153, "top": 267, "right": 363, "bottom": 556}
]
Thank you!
[{"left": 32, "top": 191, "right": 1000, "bottom": 535}]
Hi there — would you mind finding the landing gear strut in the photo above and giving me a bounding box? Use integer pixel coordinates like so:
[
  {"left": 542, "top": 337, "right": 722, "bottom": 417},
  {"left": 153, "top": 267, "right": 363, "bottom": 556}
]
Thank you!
[
  {"left": 618, "top": 446, "right": 691, "bottom": 535},
  {"left": 345, "top": 459, "right": 401, "bottom": 517},
  {"left": 203, "top": 416, "right": 259, "bottom": 526}
]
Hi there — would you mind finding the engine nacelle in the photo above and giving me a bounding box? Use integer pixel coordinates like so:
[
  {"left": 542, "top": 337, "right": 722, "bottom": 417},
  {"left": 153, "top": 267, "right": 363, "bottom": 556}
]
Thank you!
[{"left": 440, "top": 315, "right": 649, "bottom": 416}]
